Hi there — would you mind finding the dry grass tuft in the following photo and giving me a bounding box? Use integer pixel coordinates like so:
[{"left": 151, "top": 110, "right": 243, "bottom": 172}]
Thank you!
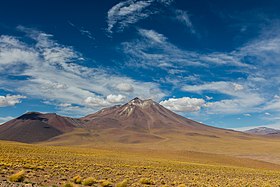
[
  {"left": 177, "top": 184, "right": 187, "bottom": 187},
  {"left": 72, "top": 175, "right": 82, "bottom": 184},
  {"left": 100, "top": 179, "right": 113, "bottom": 187},
  {"left": 139, "top": 177, "right": 154, "bottom": 185},
  {"left": 63, "top": 182, "right": 76, "bottom": 187},
  {"left": 116, "top": 179, "right": 128, "bottom": 187},
  {"left": 82, "top": 177, "right": 97, "bottom": 186},
  {"left": 9, "top": 170, "right": 25, "bottom": 182}
]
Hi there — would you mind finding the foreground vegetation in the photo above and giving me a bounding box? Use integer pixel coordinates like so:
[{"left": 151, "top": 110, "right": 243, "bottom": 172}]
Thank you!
[{"left": 0, "top": 141, "right": 280, "bottom": 186}]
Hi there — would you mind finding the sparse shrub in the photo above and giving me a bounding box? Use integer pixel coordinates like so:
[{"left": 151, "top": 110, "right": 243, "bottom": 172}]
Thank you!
[
  {"left": 100, "top": 179, "right": 113, "bottom": 187},
  {"left": 177, "top": 184, "right": 187, "bottom": 187},
  {"left": 63, "top": 182, "right": 75, "bottom": 187},
  {"left": 72, "top": 175, "right": 82, "bottom": 184},
  {"left": 82, "top": 177, "right": 97, "bottom": 186},
  {"left": 139, "top": 178, "right": 154, "bottom": 185},
  {"left": 9, "top": 170, "right": 25, "bottom": 182},
  {"left": 116, "top": 179, "right": 128, "bottom": 187}
]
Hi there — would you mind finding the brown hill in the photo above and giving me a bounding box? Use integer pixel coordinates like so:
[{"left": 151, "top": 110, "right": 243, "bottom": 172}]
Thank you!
[{"left": 0, "top": 112, "right": 82, "bottom": 143}]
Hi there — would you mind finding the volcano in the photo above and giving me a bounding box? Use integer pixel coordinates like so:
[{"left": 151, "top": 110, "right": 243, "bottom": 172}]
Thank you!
[
  {"left": 0, "top": 98, "right": 242, "bottom": 145},
  {"left": 82, "top": 97, "right": 222, "bottom": 134}
]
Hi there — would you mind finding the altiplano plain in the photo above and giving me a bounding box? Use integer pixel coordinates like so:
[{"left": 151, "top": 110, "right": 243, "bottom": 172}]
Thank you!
[
  {"left": 1, "top": 0, "right": 280, "bottom": 186},
  {"left": 1, "top": 98, "right": 280, "bottom": 186}
]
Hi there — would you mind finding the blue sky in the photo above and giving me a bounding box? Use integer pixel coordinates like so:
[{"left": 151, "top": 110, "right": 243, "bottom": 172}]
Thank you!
[{"left": 1, "top": 0, "right": 280, "bottom": 130}]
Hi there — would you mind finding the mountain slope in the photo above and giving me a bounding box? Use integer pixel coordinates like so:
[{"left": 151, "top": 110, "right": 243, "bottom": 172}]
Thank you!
[
  {"left": 82, "top": 97, "right": 216, "bottom": 131},
  {"left": 0, "top": 112, "right": 82, "bottom": 143},
  {"left": 54, "top": 97, "right": 236, "bottom": 145}
]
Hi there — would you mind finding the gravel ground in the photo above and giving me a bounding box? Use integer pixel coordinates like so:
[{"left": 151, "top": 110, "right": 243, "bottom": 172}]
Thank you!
[{"left": 0, "top": 182, "right": 39, "bottom": 187}]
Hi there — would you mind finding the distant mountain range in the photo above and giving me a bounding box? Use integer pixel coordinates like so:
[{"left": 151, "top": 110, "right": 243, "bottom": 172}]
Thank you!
[
  {"left": 0, "top": 97, "right": 233, "bottom": 144},
  {"left": 245, "top": 127, "right": 280, "bottom": 135}
]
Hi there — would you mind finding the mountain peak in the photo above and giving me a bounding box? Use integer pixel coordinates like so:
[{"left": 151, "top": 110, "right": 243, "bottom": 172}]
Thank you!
[
  {"left": 127, "top": 97, "right": 155, "bottom": 108},
  {"left": 17, "top": 112, "right": 44, "bottom": 120},
  {"left": 129, "top": 97, "right": 143, "bottom": 103},
  {"left": 132, "top": 97, "right": 141, "bottom": 101}
]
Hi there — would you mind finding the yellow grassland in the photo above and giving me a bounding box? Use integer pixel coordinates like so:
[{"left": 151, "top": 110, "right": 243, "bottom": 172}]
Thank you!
[{"left": 0, "top": 140, "right": 280, "bottom": 186}]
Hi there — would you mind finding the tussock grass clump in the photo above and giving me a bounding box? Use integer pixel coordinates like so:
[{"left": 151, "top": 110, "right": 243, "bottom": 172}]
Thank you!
[
  {"left": 82, "top": 177, "right": 97, "bottom": 186},
  {"left": 100, "top": 179, "right": 113, "bottom": 187},
  {"left": 63, "top": 182, "right": 76, "bottom": 187},
  {"left": 72, "top": 175, "right": 82, "bottom": 184},
  {"left": 139, "top": 178, "right": 154, "bottom": 185},
  {"left": 116, "top": 179, "right": 128, "bottom": 187},
  {"left": 177, "top": 184, "right": 187, "bottom": 187},
  {"left": 9, "top": 170, "right": 25, "bottom": 182}
]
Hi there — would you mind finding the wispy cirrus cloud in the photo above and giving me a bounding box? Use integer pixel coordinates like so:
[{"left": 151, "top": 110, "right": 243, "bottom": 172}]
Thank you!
[
  {"left": 0, "top": 26, "right": 166, "bottom": 116},
  {"left": 68, "top": 21, "right": 95, "bottom": 40},
  {"left": 122, "top": 28, "right": 203, "bottom": 70},
  {"left": 0, "top": 95, "right": 26, "bottom": 107},
  {"left": 107, "top": 0, "right": 154, "bottom": 33},
  {"left": 175, "top": 9, "right": 196, "bottom": 34},
  {"left": 106, "top": 0, "right": 198, "bottom": 36},
  {"left": 122, "top": 24, "right": 280, "bottom": 118},
  {"left": 122, "top": 28, "right": 247, "bottom": 73},
  {"left": 183, "top": 81, "right": 265, "bottom": 114},
  {"left": 183, "top": 82, "right": 245, "bottom": 97},
  {"left": 106, "top": 0, "right": 173, "bottom": 34}
]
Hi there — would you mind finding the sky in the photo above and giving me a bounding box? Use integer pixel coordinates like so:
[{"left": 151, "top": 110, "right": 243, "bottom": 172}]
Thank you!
[{"left": 0, "top": 0, "right": 280, "bottom": 130}]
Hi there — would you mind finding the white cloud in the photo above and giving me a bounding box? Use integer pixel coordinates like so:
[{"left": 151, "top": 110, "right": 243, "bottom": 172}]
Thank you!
[
  {"left": 205, "top": 96, "right": 213, "bottom": 100},
  {"left": 0, "top": 116, "right": 14, "bottom": 124},
  {"left": 0, "top": 27, "right": 166, "bottom": 115},
  {"left": 243, "top": 113, "right": 252, "bottom": 117},
  {"left": 107, "top": 0, "right": 154, "bottom": 33},
  {"left": 122, "top": 29, "right": 204, "bottom": 70},
  {"left": 68, "top": 21, "right": 95, "bottom": 40},
  {"left": 204, "top": 95, "right": 264, "bottom": 114},
  {"left": 122, "top": 29, "right": 248, "bottom": 73},
  {"left": 138, "top": 29, "right": 167, "bottom": 43},
  {"left": 160, "top": 97, "right": 205, "bottom": 112},
  {"left": 183, "top": 81, "right": 244, "bottom": 97},
  {"left": 84, "top": 96, "right": 109, "bottom": 107},
  {"left": 115, "top": 83, "right": 134, "bottom": 92},
  {"left": 263, "top": 97, "right": 280, "bottom": 111},
  {"left": 0, "top": 95, "right": 26, "bottom": 107},
  {"left": 106, "top": 94, "right": 126, "bottom": 103},
  {"left": 183, "top": 81, "right": 265, "bottom": 114},
  {"left": 85, "top": 94, "right": 126, "bottom": 107},
  {"left": 234, "top": 123, "right": 280, "bottom": 131},
  {"left": 175, "top": 9, "right": 195, "bottom": 34},
  {"left": 106, "top": 0, "right": 174, "bottom": 34},
  {"left": 199, "top": 53, "right": 248, "bottom": 67}
]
